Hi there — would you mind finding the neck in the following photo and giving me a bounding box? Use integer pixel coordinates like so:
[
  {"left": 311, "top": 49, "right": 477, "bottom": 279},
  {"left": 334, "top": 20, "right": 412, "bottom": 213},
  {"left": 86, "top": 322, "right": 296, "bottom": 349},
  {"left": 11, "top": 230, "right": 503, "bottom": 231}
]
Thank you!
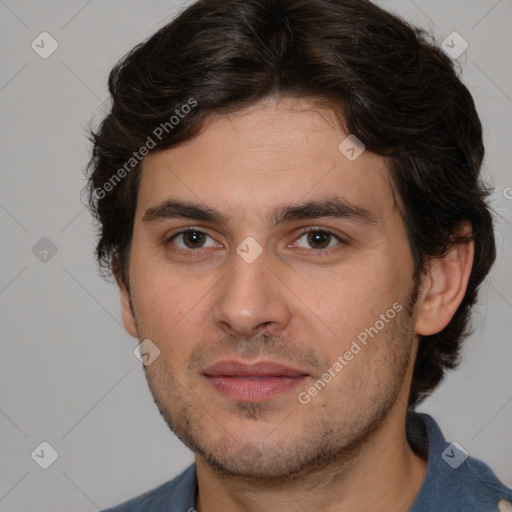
[{"left": 194, "top": 403, "right": 428, "bottom": 512}]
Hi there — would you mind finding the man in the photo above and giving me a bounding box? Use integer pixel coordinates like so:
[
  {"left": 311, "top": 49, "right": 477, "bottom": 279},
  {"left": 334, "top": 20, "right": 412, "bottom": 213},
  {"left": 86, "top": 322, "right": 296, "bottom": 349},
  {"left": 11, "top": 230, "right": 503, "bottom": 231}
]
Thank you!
[{"left": 87, "top": 0, "right": 512, "bottom": 510}]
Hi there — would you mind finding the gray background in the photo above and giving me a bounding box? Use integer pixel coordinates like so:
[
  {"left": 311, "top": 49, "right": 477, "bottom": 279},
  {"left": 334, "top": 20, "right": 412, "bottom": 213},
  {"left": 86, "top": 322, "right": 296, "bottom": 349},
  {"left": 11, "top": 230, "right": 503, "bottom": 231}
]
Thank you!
[{"left": 0, "top": 0, "right": 511, "bottom": 510}]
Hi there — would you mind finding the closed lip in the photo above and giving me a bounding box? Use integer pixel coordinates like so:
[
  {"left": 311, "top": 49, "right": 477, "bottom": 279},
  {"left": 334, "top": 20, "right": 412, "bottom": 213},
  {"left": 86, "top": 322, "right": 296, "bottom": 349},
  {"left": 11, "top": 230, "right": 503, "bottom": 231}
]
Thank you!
[{"left": 202, "top": 360, "right": 309, "bottom": 378}]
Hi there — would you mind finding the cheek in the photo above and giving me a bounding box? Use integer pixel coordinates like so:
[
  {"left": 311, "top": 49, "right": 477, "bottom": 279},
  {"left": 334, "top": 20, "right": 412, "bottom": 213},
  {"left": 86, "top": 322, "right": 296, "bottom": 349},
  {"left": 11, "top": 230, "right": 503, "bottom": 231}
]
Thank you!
[
  {"left": 314, "top": 308, "right": 412, "bottom": 408},
  {"left": 307, "top": 267, "right": 405, "bottom": 345},
  {"left": 130, "top": 264, "right": 189, "bottom": 338}
]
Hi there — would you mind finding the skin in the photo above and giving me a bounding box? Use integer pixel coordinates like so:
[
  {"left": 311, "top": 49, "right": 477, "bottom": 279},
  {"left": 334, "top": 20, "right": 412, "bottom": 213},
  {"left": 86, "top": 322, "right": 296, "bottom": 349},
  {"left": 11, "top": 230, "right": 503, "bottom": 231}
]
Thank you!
[{"left": 117, "top": 96, "right": 474, "bottom": 511}]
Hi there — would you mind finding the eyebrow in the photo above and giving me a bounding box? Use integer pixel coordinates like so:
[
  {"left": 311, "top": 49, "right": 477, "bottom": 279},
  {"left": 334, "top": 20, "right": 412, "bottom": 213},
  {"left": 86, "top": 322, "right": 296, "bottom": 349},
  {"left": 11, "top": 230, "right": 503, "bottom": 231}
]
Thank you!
[{"left": 141, "top": 197, "right": 377, "bottom": 227}]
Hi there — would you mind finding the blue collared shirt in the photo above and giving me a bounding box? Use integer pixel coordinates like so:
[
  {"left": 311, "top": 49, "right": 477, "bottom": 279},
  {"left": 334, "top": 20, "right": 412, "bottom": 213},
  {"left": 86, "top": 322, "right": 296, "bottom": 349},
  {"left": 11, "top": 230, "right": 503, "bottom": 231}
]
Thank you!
[{"left": 102, "top": 413, "right": 512, "bottom": 511}]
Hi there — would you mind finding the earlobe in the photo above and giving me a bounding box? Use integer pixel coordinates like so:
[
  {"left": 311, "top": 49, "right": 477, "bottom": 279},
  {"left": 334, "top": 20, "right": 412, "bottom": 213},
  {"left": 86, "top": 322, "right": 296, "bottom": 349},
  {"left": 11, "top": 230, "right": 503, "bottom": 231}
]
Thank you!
[
  {"left": 119, "top": 282, "right": 139, "bottom": 338},
  {"left": 112, "top": 257, "right": 139, "bottom": 338},
  {"left": 415, "top": 228, "right": 474, "bottom": 336}
]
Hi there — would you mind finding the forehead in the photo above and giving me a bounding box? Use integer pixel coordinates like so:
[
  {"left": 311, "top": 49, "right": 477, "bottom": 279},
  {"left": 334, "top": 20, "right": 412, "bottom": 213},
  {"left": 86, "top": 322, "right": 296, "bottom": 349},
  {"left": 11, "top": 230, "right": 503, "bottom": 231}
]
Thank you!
[{"left": 136, "top": 97, "right": 396, "bottom": 226}]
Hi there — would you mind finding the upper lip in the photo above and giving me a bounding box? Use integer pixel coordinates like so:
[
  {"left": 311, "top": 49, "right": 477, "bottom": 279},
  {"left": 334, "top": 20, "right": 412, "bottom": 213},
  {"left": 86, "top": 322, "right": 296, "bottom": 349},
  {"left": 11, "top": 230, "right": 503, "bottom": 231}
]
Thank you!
[{"left": 203, "top": 360, "right": 309, "bottom": 378}]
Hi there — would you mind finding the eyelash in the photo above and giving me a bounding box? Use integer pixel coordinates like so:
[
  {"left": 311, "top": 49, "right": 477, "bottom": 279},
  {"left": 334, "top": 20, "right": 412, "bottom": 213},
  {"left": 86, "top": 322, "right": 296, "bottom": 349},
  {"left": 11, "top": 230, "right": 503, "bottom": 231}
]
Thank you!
[
  {"left": 165, "top": 227, "right": 346, "bottom": 255},
  {"left": 295, "top": 227, "right": 346, "bottom": 253}
]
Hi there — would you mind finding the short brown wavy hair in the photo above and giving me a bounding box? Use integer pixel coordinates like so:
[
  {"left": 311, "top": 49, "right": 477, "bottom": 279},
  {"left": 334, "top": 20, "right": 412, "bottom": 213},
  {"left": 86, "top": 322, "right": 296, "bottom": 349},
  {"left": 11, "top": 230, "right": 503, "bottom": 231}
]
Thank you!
[{"left": 85, "top": 0, "right": 496, "bottom": 408}]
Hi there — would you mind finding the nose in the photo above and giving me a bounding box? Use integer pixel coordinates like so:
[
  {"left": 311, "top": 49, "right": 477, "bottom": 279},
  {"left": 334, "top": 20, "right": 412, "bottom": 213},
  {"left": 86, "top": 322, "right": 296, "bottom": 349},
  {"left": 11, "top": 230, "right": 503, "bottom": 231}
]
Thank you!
[{"left": 211, "top": 247, "right": 292, "bottom": 338}]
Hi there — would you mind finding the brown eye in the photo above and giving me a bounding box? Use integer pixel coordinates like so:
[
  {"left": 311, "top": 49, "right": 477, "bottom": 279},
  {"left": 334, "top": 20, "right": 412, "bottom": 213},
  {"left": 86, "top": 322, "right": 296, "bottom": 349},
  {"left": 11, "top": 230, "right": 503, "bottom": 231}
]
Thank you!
[
  {"left": 307, "top": 230, "right": 332, "bottom": 249},
  {"left": 294, "top": 229, "right": 342, "bottom": 250},
  {"left": 182, "top": 231, "right": 206, "bottom": 248},
  {"left": 169, "top": 229, "right": 218, "bottom": 250}
]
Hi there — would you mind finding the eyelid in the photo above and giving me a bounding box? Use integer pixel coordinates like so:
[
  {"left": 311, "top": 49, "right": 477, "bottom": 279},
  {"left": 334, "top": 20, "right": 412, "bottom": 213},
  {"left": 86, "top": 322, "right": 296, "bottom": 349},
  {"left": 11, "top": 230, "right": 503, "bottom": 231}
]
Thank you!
[
  {"left": 165, "top": 226, "right": 213, "bottom": 240},
  {"left": 165, "top": 227, "right": 220, "bottom": 248},
  {"left": 294, "top": 226, "right": 347, "bottom": 244}
]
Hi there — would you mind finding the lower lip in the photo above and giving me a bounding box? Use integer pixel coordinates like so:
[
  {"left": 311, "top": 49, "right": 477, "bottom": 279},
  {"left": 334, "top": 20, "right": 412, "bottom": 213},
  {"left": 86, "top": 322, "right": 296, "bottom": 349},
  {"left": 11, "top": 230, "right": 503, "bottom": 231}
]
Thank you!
[{"left": 205, "top": 375, "right": 307, "bottom": 402}]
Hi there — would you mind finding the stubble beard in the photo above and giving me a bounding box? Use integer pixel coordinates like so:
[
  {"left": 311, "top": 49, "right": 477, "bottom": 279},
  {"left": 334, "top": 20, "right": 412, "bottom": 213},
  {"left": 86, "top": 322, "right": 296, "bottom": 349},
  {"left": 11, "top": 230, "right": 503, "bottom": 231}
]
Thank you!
[{"left": 139, "top": 287, "right": 419, "bottom": 485}]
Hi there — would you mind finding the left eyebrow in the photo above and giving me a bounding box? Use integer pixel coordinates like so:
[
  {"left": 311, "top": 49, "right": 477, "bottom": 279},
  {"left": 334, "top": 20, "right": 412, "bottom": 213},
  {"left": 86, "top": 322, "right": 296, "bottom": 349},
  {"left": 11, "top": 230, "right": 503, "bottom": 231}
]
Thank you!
[
  {"left": 271, "top": 197, "right": 377, "bottom": 227},
  {"left": 141, "top": 196, "right": 377, "bottom": 227}
]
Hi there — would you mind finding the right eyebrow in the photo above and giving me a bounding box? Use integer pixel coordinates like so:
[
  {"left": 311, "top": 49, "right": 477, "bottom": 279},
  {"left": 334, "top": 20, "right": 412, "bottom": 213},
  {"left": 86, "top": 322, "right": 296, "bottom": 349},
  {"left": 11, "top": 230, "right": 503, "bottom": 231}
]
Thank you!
[{"left": 142, "top": 199, "right": 228, "bottom": 225}]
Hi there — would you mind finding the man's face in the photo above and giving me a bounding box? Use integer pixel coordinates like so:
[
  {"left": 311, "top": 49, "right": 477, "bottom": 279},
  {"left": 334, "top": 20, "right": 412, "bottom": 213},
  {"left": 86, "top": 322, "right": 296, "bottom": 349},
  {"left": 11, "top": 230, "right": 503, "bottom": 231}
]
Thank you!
[{"left": 121, "top": 97, "right": 421, "bottom": 480}]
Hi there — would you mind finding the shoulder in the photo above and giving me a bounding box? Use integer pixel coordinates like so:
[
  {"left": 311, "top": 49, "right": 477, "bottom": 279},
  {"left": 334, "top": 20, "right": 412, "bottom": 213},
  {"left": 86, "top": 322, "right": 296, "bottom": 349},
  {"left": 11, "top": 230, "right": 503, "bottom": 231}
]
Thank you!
[
  {"left": 410, "top": 413, "right": 512, "bottom": 512},
  {"left": 453, "top": 449, "right": 512, "bottom": 511},
  {"left": 101, "top": 464, "right": 197, "bottom": 512}
]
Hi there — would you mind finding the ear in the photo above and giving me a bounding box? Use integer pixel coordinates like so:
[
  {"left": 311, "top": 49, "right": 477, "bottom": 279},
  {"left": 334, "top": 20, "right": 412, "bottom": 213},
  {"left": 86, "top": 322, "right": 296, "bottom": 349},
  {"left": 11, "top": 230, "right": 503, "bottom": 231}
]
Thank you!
[
  {"left": 112, "top": 255, "right": 138, "bottom": 338},
  {"left": 415, "top": 224, "right": 474, "bottom": 336}
]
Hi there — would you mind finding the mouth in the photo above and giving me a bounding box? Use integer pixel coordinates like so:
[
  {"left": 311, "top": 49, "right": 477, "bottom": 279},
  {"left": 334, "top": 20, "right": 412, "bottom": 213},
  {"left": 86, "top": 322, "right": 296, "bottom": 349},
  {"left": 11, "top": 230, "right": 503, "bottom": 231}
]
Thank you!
[{"left": 202, "top": 360, "right": 309, "bottom": 402}]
